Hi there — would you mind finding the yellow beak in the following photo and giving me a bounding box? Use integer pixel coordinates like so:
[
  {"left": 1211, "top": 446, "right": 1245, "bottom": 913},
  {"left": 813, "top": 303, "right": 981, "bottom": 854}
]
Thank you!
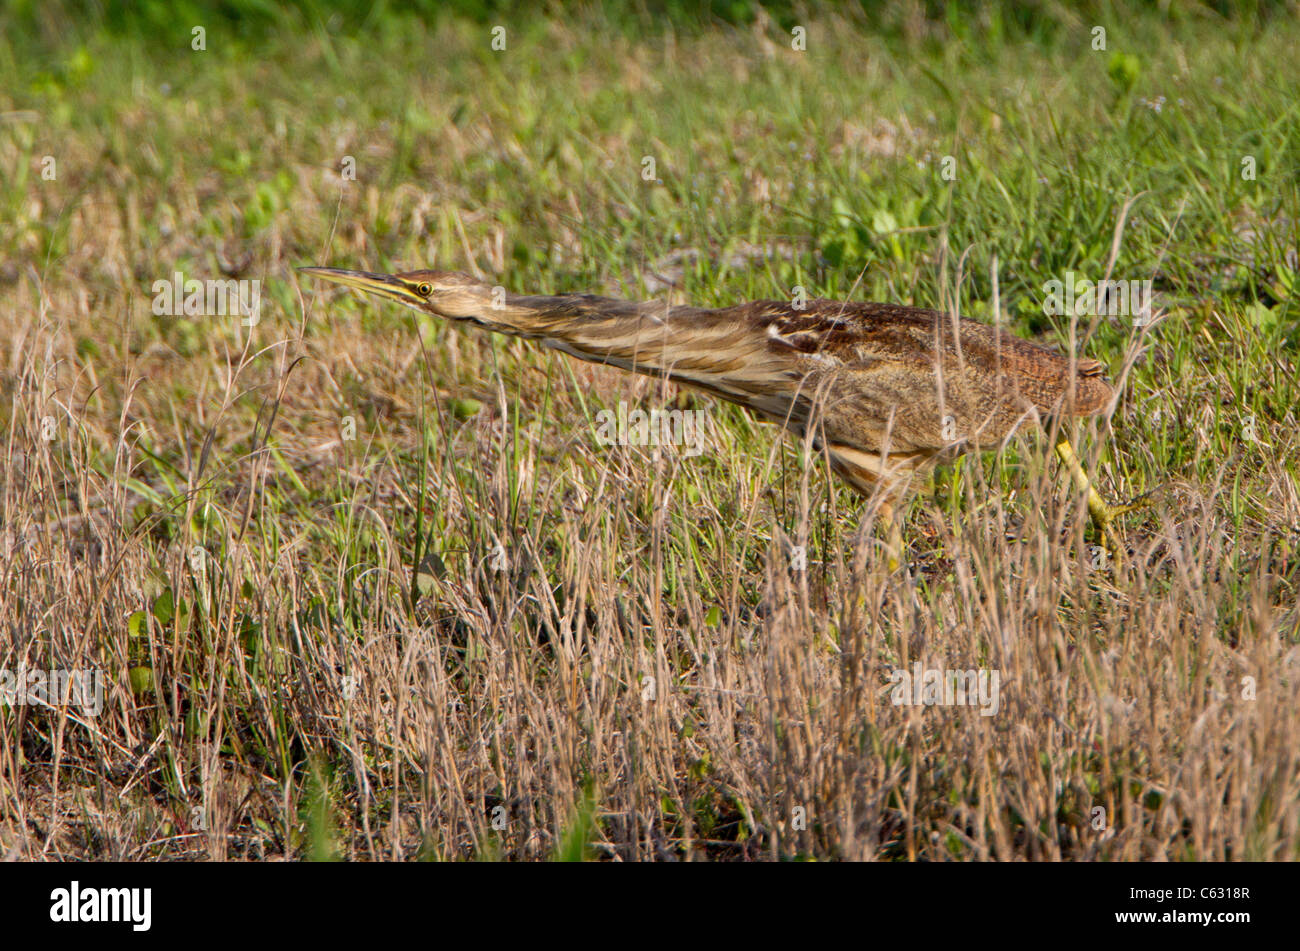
[{"left": 298, "top": 266, "right": 423, "bottom": 306}]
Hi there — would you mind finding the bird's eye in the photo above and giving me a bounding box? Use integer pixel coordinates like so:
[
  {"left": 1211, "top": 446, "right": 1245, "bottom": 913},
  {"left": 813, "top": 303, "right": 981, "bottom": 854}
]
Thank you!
[{"left": 416, "top": 282, "right": 433, "bottom": 297}]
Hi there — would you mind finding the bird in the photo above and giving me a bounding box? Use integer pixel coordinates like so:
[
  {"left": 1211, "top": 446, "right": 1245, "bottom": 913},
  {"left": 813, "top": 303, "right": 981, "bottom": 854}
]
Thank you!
[{"left": 300, "top": 266, "right": 1135, "bottom": 569}]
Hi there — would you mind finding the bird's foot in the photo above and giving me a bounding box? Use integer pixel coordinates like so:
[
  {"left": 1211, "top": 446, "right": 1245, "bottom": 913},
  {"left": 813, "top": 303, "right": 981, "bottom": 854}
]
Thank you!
[
  {"left": 1055, "top": 435, "right": 1153, "bottom": 574},
  {"left": 1107, "top": 487, "right": 1160, "bottom": 518},
  {"left": 1086, "top": 488, "right": 1158, "bottom": 572}
]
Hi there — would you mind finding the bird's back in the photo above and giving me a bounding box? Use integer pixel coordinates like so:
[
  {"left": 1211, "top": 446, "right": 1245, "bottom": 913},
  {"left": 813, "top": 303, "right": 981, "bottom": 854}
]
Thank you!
[{"left": 736, "top": 297, "right": 1113, "bottom": 454}]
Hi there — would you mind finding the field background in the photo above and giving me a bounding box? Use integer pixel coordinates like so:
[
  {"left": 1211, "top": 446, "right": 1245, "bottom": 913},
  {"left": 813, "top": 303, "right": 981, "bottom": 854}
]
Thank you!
[{"left": 1, "top": 0, "right": 1298, "bottom": 860}]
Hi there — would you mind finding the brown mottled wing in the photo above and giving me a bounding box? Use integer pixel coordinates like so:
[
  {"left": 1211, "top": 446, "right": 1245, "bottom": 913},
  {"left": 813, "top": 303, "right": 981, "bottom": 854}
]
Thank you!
[{"left": 754, "top": 298, "right": 1113, "bottom": 455}]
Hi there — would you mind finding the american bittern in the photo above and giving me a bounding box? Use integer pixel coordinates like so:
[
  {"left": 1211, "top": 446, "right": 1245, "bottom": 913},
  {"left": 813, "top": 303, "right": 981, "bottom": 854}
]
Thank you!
[{"left": 301, "top": 267, "right": 1133, "bottom": 568}]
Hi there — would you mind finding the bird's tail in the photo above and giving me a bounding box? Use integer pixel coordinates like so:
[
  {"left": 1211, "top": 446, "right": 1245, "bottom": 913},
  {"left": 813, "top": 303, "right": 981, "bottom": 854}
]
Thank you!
[{"left": 1070, "top": 358, "right": 1114, "bottom": 416}]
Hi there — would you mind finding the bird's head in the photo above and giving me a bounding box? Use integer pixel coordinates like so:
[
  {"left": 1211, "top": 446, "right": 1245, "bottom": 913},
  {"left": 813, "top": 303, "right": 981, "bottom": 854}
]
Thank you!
[{"left": 298, "top": 266, "right": 489, "bottom": 318}]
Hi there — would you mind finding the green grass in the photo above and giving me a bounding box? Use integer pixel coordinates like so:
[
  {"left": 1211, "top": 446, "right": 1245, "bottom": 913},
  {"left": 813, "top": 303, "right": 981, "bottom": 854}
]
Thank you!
[{"left": 0, "top": 1, "right": 1297, "bottom": 860}]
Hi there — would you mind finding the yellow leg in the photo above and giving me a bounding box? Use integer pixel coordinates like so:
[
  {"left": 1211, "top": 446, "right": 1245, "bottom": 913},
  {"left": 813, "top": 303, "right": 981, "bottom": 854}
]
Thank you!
[
  {"left": 1053, "top": 433, "right": 1144, "bottom": 571},
  {"left": 880, "top": 500, "right": 904, "bottom": 572}
]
